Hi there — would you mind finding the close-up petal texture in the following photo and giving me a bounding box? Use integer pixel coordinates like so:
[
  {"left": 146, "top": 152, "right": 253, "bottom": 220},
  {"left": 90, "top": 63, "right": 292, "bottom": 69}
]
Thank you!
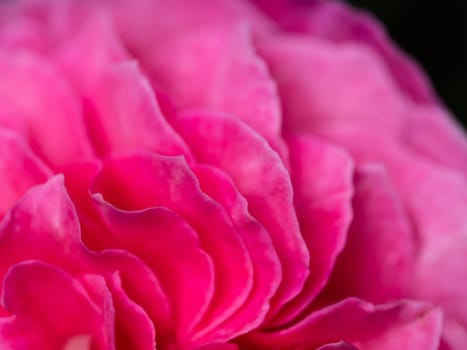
[{"left": 0, "top": 0, "right": 465, "bottom": 349}]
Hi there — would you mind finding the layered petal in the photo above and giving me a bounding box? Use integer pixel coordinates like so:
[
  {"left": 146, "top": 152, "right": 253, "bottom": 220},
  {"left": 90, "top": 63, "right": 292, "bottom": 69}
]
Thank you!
[
  {"left": 173, "top": 114, "right": 309, "bottom": 316},
  {"left": 269, "top": 135, "right": 353, "bottom": 326},
  {"left": 0, "top": 176, "right": 169, "bottom": 346},
  {"left": 0, "top": 261, "right": 115, "bottom": 349},
  {"left": 0, "top": 129, "right": 51, "bottom": 219},
  {"left": 244, "top": 299, "right": 442, "bottom": 350},
  {"left": 91, "top": 153, "right": 253, "bottom": 346},
  {"left": 321, "top": 164, "right": 416, "bottom": 304},
  {"left": 0, "top": 51, "right": 93, "bottom": 168}
]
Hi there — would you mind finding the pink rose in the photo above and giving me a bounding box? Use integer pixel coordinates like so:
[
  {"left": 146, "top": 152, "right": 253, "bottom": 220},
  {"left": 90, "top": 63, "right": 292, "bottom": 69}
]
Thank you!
[{"left": 0, "top": 0, "right": 465, "bottom": 349}]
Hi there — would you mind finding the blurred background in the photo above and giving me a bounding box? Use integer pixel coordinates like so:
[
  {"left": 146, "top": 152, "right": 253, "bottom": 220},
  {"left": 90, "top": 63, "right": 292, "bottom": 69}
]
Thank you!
[{"left": 348, "top": 0, "right": 467, "bottom": 127}]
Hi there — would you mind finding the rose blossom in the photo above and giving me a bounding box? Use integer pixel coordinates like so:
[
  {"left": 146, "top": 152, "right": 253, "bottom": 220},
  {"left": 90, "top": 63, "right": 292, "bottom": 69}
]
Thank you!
[{"left": 0, "top": 0, "right": 465, "bottom": 349}]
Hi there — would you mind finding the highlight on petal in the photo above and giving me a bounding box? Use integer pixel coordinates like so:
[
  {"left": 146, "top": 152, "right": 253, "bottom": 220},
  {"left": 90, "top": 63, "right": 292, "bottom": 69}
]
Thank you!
[
  {"left": 172, "top": 113, "right": 309, "bottom": 316},
  {"left": 269, "top": 135, "right": 353, "bottom": 326},
  {"left": 320, "top": 164, "right": 416, "bottom": 304},
  {"left": 243, "top": 298, "right": 442, "bottom": 350},
  {"left": 0, "top": 51, "right": 94, "bottom": 168},
  {"left": 0, "top": 129, "right": 51, "bottom": 220},
  {"left": 0, "top": 261, "right": 115, "bottom": 349}
]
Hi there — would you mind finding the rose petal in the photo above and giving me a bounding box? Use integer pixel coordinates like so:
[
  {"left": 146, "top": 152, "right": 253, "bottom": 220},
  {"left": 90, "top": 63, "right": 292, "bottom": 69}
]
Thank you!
[
  {"left": 0, "top": 261, "right": 115, "bottom": 349},
  {"left": 172, "top": 113, "right": 309, "bottom": 316},
  {"left": 0, "top": 176, "right": 169, "bottom": 346},
  {"left": 0, "top": 129, "right": 51, "bottom": 220},
  {"left": 251, "top": 0, "right": 437, "bottom": 104},
  {"left": 91, "top": 153, "right": 253, "bottom": 344},
  {"left": 192, "top": 164, "right": 281, "bottom": 339},
  {"left": 106, "top": 272, "right": 155, "bottom": 350},
  {"left": 405, "top": 105, "right": 467, "bottom": 177},
  {"left": 317, "top": 341, "right": 359, "bottom": 350},
  {"left": 311, "top": 127, "right": 467, "bottom": 348},
  {"left": 243, "top": 298, "right": 442, "bottom": 350},
  {"left": 321, "top": 164, "right": 415, "bottom": 304},
  {"left": 93, "top": 201, "right": 215, "bottom": 344},
  {"left": 257, "top": 34, "right": 407, "bottom": 137},
  {"left": 0, "top": 51, "right": 94, "bottom": 168},
  {"left": 85, "top": 62, "right": 192, "bottom": 159},
  {"left": 269, "top": 135, "right": 353, "bottom": 326}
]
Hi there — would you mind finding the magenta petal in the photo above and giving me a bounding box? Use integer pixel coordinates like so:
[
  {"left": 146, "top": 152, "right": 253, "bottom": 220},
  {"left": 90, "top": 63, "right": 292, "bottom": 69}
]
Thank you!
[
  {"left": 317, "top": 342, "right": 359, "bottom": 350},
  {"left": 0, "top": 261, "right": 115, "bottom": 349},
  {"left": 0, "top": 175, "right": 169, "bottom": 346},
  {"left": 145, "top": 24, "right": 281, "bottom": 142},
  {"left": 270, "top": 135, "right": 353, "bottom": 326},
  {"left": 0, "top": 129, "right": 51, "bottom": 219},
  {"left": 92, "top": 153, "right": 253, "bottom": 343},
  {"left": 106, "top": 272, "right": 155, "bottom": 350},
  {"left": 322, "top": 164, "right": 415, "bottom": 304},
  {"left": 81, "top": 61, "right": 192, "bottom": 159},
  {"left": 193, "top": 164, "right": 281, "bottom": 339},
  {"left": 172, "top": 114, "right": 309, "bottom": 315},
  {"left": 0, "top": 51, "right": 94, "bottom": 168},
  {"left": 244, "top": 298, "right": 442, "bottom": 350},
  {"left": 93, "top": 200, "right": 214, "bottom": 343}
]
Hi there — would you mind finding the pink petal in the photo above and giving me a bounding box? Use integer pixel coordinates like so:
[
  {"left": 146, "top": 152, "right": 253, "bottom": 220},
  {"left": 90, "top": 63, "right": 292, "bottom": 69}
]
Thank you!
[
  {"left": 84, "top": 62, "right": 192, "bottom": 159},
  {"left": 0, "top": 129, "right": 51, "bottom": 220},
  {"left": 311, "top": 128, "right": 467, "bottom": 349},
  {"left": 106, "top": 272, "right": 155, "bottom": 350},
  {"left": 0, "top": 261, "right": 115, "bottom": 349},
  {"left": 243, "top": 298, "right": 442, "bottom": 350},
  {"left": 107, "top": 0, "right": 285, "bottom": 155},
  {"left": 320, "top": 164, "right": 415, "bottom": 304},
  {"left": 91, "top": 153, "right": 253, "bottom": 344},
  {"left": 257, "top": 34, "right": 407, "bottom": 137},
  {"left": 0, "top": 51, "right": 94, "bottom": 168},
  {"left": 405, "top": 105, "right": 467, "bottom": 178},
  {"left": 93, "top": 199, "right": 215, "bottom": 344},
  {"left": 0, "top": 176, "right": 168, "bottom": 346},
  {"left": 269, "top": 135, "right": 353, "bottom": 326},
  {"left": 251, "top": 0, "right": 437, "bottom": 104},
  {"left": 192, "top": 164, "right": 281, "bottom": 340},
  {"left": 317, "top": 342, "right": 359, "bottom": 350},
  {"left": 172, "top": 113, "right": 309, "bottom": 316}
]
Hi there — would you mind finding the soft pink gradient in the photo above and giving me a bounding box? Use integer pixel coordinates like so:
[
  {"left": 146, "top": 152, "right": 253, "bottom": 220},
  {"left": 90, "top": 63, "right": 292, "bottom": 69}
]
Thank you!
[{"left": 0, "top": 0, "right": 465, "bottom": 349}]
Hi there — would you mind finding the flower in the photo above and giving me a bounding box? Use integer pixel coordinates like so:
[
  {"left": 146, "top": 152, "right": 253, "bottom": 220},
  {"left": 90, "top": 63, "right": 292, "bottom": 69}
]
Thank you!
[{"left": 0, "top": 0, "right": 465, "bottom": 349}]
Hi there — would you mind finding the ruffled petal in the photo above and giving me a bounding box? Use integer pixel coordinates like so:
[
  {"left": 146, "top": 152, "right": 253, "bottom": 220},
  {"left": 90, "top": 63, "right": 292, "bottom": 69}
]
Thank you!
[
  {"left": 269, "top": 135, "right": 353, "bottom": 326},
  {"left": 251, "top": 0, "right": 437, "bottom": 104},
  {"left": 321, "top": 164, "right": 415, "bottom": 304},
  {"left": 192, "top": 164, "right": 281, "bottom": 339},
  {"left": 0, "top": 51, "right": 94, "bottom": 168},
  {"left": 93, "top": 199, "right": 215, "bottom": 344},
  {"left": 257, "top": 34, "right": 407, "bottom": 136},
  {"left": 0, "top": 129, "right": 51, "bottom": 219},
  {"left": 317, "top": 342, "right": 359, "bottom": 350},
  {"left": 172, "top": 114, "right": 309, "bottom": 316},
  {"left": 0, "top": 176, "right": 168, "bottom": 346},
  {"left": 91, "top": 153, "right": 252, "bottom": 346},
  {"left": 243, "top": 299, "right": 442, "bottom": 350},
  {"left": 0, "top": 261, "right": 115, "bottom": 349}
]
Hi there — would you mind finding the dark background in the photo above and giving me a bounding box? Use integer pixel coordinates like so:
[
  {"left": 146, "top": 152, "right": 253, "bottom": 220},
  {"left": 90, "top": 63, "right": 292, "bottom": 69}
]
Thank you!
[{"left": 348, "top": 0, "right": 467, "bottom": 127}]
